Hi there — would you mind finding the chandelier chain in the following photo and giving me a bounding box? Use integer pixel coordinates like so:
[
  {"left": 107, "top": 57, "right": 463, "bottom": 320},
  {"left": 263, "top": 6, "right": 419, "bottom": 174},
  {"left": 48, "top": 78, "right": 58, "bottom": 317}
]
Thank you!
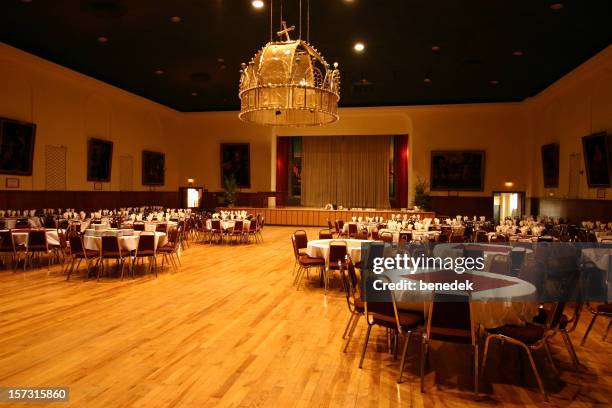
[{"left": 270, "top": 0, "right": 273, "bottom": 42}]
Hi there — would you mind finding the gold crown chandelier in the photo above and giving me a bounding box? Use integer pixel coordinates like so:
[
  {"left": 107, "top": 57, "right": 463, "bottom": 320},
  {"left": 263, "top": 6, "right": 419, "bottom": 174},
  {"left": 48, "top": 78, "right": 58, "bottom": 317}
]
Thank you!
[{"left": 239, "top": 0, "right": 340, "bottom": 127}]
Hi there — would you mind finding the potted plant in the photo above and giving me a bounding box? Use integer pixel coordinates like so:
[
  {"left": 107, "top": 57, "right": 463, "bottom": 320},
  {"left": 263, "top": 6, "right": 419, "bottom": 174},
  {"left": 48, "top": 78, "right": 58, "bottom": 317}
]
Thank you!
[
  {"left": 414, "top": 177, "right": 432, "bottom": 210},
  {"left": 222, "top": 174, "right": 238, "bottom": 207}
]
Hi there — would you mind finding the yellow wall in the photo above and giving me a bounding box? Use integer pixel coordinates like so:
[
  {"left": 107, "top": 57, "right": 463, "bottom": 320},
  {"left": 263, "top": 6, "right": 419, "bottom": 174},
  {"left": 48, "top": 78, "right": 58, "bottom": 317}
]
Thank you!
[
  {"left": 1, "top": 39, "right": 611, "bottom": 205},
  {"left": 526, "top": 46, "right": 612, "bottom": 200},
  {"left": 0, "top": 43, "right": 181, "bottom": 192}
]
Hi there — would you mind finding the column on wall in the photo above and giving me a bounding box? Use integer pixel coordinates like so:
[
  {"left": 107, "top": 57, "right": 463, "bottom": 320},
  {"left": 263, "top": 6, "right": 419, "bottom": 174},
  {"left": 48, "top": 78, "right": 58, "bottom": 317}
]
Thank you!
[
  {"left": 276, "top": 137, "right": 291, "bottom": 205},
  {"left": 394, "top": 134, "right": 409, "bottom": 208}
]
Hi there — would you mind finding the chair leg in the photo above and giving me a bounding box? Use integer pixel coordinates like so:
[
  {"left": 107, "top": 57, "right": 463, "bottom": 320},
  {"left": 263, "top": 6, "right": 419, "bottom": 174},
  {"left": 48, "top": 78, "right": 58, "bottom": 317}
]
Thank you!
[
  {"left": 420, "top": 336, "right": 428, "bottom": 393},
  {"left": 66, "top": 258, "right": 76, "bottom": 281},
  {"left": 560, "top": 330, "right": 581, "bottom": 370},
  {"left": 543, "top": 340, "right": 559, "bottom": 376},
  {"left": 344, "top": 314, "right": 360, "bottom": 353},
  {"left": 397, "top": 331, "right": 411, "bottom": 383},
  {"left": 480, "top": 335, "right": 492, "bottom": 388},
  {"left": 474, "top": 343, "right": 479, "bottom": 398},
  {"left": 603, "top": 319, "right": 612, "bottom": 341},
  {"left": 342, "top": 314, "right": 354, "bottom": 339},
  {"left": 522, "top": 344, "right": 548, "bottom": 402},
  {"left": 358, "top": 325, "right": 372, "bottom": 369},
  {"left": 581, "top": 314, "right": 598, "bottom": 346}
]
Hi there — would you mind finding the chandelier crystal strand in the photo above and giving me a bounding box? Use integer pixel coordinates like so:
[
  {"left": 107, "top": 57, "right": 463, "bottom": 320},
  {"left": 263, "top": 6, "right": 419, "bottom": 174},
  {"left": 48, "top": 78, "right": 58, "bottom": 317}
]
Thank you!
[{"left": 238, "top": 0, "right": 340, "bottom": 127}]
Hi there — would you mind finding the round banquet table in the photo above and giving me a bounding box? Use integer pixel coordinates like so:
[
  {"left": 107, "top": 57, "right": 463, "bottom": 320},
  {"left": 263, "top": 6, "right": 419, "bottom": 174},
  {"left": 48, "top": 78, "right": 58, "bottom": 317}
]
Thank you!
[
  {"left": 3, "top": 217, "right": 42, "bottom": 229},
  {"left": 581, "top": 248, "right": 612, "bottom": 272},
  {"left": 383, "top": 268, "right": 538, "bottom": 329},
  {"left": 306, "top": 239, "right": 370, "bottom": 266},
  {"left": 342, "top": 222, "right": 379, "bottom": 235},
  {"left": 206, "top": 219, "right": 251, "bottom": 230},
  {"left": 10, "top": 229, "right": 61, "bottom": 247},
  {"left": 83, "top": 231, "right": 167, "bottom": 252},
  {"left": 378, "top": 229, "right": 440, "bottom": 243},
  {"left": 433, "top": 243, "right": 533, "bottom": 270}
]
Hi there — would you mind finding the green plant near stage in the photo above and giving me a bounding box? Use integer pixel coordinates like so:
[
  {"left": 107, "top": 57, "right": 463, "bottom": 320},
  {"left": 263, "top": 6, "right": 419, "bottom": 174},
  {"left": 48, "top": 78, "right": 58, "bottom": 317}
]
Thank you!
[
  {"left": 414, "top": 177, "right": 432, "bottom": 210},
  {"left": 222, "top": 174, "right": 238, "bottom": 207}
]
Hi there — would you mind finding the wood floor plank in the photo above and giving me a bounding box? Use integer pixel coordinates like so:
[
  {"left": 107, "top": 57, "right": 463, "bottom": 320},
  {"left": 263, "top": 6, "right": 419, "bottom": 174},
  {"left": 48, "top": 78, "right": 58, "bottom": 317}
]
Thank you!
[{"left": 0, "top": 226, "right": 610, "bottom": 407}]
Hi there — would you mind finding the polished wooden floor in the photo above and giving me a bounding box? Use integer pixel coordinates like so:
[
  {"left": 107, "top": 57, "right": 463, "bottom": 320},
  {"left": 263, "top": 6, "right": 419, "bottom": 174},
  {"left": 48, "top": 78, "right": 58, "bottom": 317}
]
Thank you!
[{"left": 0, "top": 226, "right": 610, "bottom": 407}]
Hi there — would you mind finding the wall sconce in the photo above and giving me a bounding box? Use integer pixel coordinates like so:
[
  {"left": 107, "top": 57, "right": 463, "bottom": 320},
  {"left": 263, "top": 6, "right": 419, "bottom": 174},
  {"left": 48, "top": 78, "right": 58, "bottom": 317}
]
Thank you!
[
  {"left": 504, "top": 181, "right": 514, "bottom": 188},
  {"left": 187, "top": 178, "right": 194, "bottom": 186}
]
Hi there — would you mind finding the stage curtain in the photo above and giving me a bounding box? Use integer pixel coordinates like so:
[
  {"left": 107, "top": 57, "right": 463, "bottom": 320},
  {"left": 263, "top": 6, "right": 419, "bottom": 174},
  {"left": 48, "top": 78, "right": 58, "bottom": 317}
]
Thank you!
[
  {"left": 276, "top": 137, "right": 290, "bottom": 193},
  {"left": 394, "top": 134, "right": 409, "bottom": 208},
  {"left": 301, "top": 136, "right": 391, "bottom": 208}
]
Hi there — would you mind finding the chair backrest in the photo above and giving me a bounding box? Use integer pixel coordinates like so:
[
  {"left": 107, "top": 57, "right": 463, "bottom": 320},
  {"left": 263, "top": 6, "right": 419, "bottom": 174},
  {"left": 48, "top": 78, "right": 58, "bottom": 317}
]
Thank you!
[
  {"left": 249, "top": 220, "right": 257, "bottom": 232},
  {"left": 399, "top": 231, "right": 411, "bottom": 244},
  {"left": 137, "top": 233, "right": 156, "bottom": 253},
  {"left": 329, "top": 240, "right": 348, "bottom": 265},
  {"left": 437, "top": 233, "right": 449, "bottom": 243},
  {"left": 327, "top": 219, "right": 334, "bottom": 230},
  {"left": 156, "top": 223, "right": 167, "bottom": 232},
  {"left": 15, "top": 219, "right": 30, "bottom": 229},
  {"left": 475, "top": 230, "right": 488, "bottom": 243},
  {"left": 166, "top": 229, "right": 179, "bottom": 246},
  {"left": 290, "top": 234, "right": 301, "bottom": 260},
  {"left": 340, "top": 255, "right": 361, "bottom": 314},
  {"left": 348, "top": 223, "right": 358, "bottom": 235},
  {"left": 319, "top": 229, "right": 333, "bottom": 239},
  {"left": 211, "top": 219, "right": 221, "bottom": 230},
  {"left": 489, "top": 254, "right": 510, "bottom": 275},
  {"left": 69, "top": 235, "right": 85, "bottom": 255},
  {"left": 0, "top": 230, "right": 13, "bottom": 250},
  {"left": 293, "top": 230, "right": 308, "bottom": 250},
  {"left": 379, "top": 231, "right": 393, "bottom": 243},
  {"left": 363, "top": 273, "right": 401, "bottom": 332},
  {"left": 427, "top": 292, "right": 474, "bottom": 344},
  {"left": 335, "top": 220, "right": 344, "bottom": 231},
  {"left": 101, "top": 236, "right": 121, "bottom": 255},
  {"left": 233, "top": 220, "right": 243, "bottom": 231},
  {"left": 355, "top": 230, "right": 368, "bottom": 240},
  {"left": 28, "top": 230, "right": 47, "bottom": 247},
  {"left": 133, "top": 223, "right": 145, "bottom": 231}
]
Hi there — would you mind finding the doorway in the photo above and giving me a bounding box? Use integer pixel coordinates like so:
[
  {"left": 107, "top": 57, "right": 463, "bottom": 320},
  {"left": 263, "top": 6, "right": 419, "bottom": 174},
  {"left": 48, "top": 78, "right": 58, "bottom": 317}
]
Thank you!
[{"left": 492, "top": 191, "right": 525, "bottom": 225}]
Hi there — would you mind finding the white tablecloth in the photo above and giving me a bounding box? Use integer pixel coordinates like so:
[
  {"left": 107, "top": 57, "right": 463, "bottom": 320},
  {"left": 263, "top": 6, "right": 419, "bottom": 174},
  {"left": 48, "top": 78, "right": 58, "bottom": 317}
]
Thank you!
[
  {"left": 306, "top": 239, "right": 370, "bottom": 265},
  {"left": 378, "top": 229, "right": 440, "bottom": 243},
  {"left": 206, "top": 219, "right": 251, "bottom": 230},
  {"left": 342, "top": 222, "right": 379, "bottom": 234},
  {"left": 83, "top": 232, "right": 167, "bottom": 252},
  {"left": 9, "top": 229, "right": 61, "bottom": 247},
  {"left": 384, "top": 268, "right": 538, "bottom": 329},
  {"left": 582, "top": 248, "right": 612, "bottom": 272},
  {"left": 3, "top": 217, "right": 42, "bottom": 229},
  {"left": 433, "top": 243, "right": 532, "bottom": 270}
]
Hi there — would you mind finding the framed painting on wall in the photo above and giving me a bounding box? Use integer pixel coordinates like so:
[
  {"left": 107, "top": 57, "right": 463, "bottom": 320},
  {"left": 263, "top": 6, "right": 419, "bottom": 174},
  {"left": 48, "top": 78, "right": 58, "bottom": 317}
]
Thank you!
[
  {"left": 220, "top": 143, "right": 250, "bottom": 188},
  {"left": 0, "top": 117, "right": 36, "bottom": 176},
  {"left": 142, "top": 150, "right": 165, "bottom": 186},
  {"left": 87, "top": 138, "right": 113, "bottom": 182},
  {"left": 541, "top": 143, "right": 560, "bottom": 188},
  {"left": 582, "top": 132, "right": 611, "bottom": 188},
  {"left": 430, "top": 150, "right": 485, "bottom": 191}
]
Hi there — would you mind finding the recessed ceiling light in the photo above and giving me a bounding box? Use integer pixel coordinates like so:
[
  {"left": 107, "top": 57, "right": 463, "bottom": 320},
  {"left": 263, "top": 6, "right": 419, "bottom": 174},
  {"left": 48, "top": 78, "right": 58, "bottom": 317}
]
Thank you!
[
  {"left": 490, "top": 80, "right": 499, "bottom": 85},
  {"left": 170, "top": 16, "right": 181, "bottom": 23},
  {"left": 154, "top": 69, "right": 165, "bottom": 75},
  {"left": 549, "top": 2, "right": 563, "bottom": 11},
  {"left": 512, "top": 50, "right": 524, "bottom": 56},
  {"left": 20, "top": 0, "right": 33, "bottom": 3},
  {"left": 97, "top": 36, "right": 108, "bottom": 43},
  {"left": 431, "top": 45, "right": 441, "bottom": 52},
  {"left": 191, "top": 92, "right": 198, "bottom": 96},
  {"left": 354, "top": 42, "right": 365, "bottom": 52},
  {"left": 252, "top": 0, "right": 264, "bottom": 9},
  {"left": 217, "top": 58, "right": 225, "bottom": 63},
  {"left": 424, "top": 78, "right": 432, "bottom": 83}
]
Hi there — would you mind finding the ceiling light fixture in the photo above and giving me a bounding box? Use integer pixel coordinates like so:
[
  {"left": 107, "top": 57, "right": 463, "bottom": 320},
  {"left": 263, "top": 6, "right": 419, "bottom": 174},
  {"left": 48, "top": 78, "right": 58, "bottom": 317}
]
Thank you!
[
  {"left": 252, "top": 0, "right": 265, "bottom": 9},
  {"left": 170, "top": 16, "right": 182, "bottom": 23},
  {"left": 424, "top": 78, "right": 432, "bottom": 83},
  {"left": 354, "top": 42, "right": 365, "bottom": 52},
  {"left": 97, "top": 36, "right": 108, "bottom": 43},
  {"left": 239, "top": 0, "right": 340, "bottom": 127},
  {"left": 512, "top": 50, "right": 524, "bottom": 56},
  {"left": 490, "top": 80, "right": 499, "bottom": 85},
  {"left": 549, "top": 3, "right": 563, "bottom": 11},
  {"left": 191, "top": 92, "right": 198, "bottom": 96},
  {"left": 154, "top": 69, "right": 165, "bottom": 75},
  {"left": 431, "top": 45, "right": 441, "bottom": 52}
]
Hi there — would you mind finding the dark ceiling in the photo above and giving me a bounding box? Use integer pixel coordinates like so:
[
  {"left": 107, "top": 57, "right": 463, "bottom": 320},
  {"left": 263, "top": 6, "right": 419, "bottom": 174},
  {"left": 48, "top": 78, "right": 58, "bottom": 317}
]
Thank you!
[{"left": 1, "top": 0, "right": 611, "bottom": 112}]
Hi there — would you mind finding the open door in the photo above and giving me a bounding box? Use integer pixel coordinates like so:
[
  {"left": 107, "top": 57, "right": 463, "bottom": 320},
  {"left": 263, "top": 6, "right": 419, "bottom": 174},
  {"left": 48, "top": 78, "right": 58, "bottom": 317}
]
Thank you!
[
  {"left": 492, "top": 191, "right": 525, "bottom": 225},
  {"left": 179, "top": 187, "right": 203, "bottom": 209}
]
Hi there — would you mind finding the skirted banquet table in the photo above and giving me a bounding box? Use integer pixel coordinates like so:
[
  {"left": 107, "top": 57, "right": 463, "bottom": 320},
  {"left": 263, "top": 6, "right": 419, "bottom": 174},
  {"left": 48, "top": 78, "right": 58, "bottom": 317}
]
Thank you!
[
  {"left": 206, "top": 219, "right": 251, "bottom": 230},
  {"left": 383, "top": 268, "right": 539, "bottom": 329},
  {"left": 306, "top": 239, "right": 370, "bottom": 266},
  {"left": 10, "top": 229, "right": 61, "bottom": 247},
  {"left": 83, "top": 231, "right": 167, "bottom": 251}
]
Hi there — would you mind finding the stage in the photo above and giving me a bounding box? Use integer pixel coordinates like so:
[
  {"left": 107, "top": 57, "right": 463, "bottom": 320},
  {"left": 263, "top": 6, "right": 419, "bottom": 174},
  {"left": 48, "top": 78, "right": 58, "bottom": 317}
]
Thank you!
[{"left": 217, "top": 207, "right": 435, "bottom": 227}]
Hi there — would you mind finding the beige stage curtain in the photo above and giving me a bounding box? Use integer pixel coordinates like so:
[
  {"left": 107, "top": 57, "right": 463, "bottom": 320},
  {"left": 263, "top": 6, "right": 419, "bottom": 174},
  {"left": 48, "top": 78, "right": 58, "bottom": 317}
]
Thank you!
[{"left": 301, "top": 136, "right": 391, "bottom": 208}]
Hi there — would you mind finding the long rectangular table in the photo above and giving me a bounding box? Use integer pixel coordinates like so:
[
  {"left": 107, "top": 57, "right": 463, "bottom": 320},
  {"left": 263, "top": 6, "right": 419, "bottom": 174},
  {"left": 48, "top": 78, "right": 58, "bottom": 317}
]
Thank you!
[{"left": 217, "top": 207, "right": 435, "bottom": 227}]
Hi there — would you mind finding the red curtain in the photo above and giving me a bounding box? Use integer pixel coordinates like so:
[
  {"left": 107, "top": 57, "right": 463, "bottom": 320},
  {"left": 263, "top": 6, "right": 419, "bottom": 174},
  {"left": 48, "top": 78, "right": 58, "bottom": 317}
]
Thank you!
[
  {"left": 276, "top": 137, "right": 290, "bottom": 194},
  {"left": 394, "top": 135, "right": 409, "bottom": 208}
]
